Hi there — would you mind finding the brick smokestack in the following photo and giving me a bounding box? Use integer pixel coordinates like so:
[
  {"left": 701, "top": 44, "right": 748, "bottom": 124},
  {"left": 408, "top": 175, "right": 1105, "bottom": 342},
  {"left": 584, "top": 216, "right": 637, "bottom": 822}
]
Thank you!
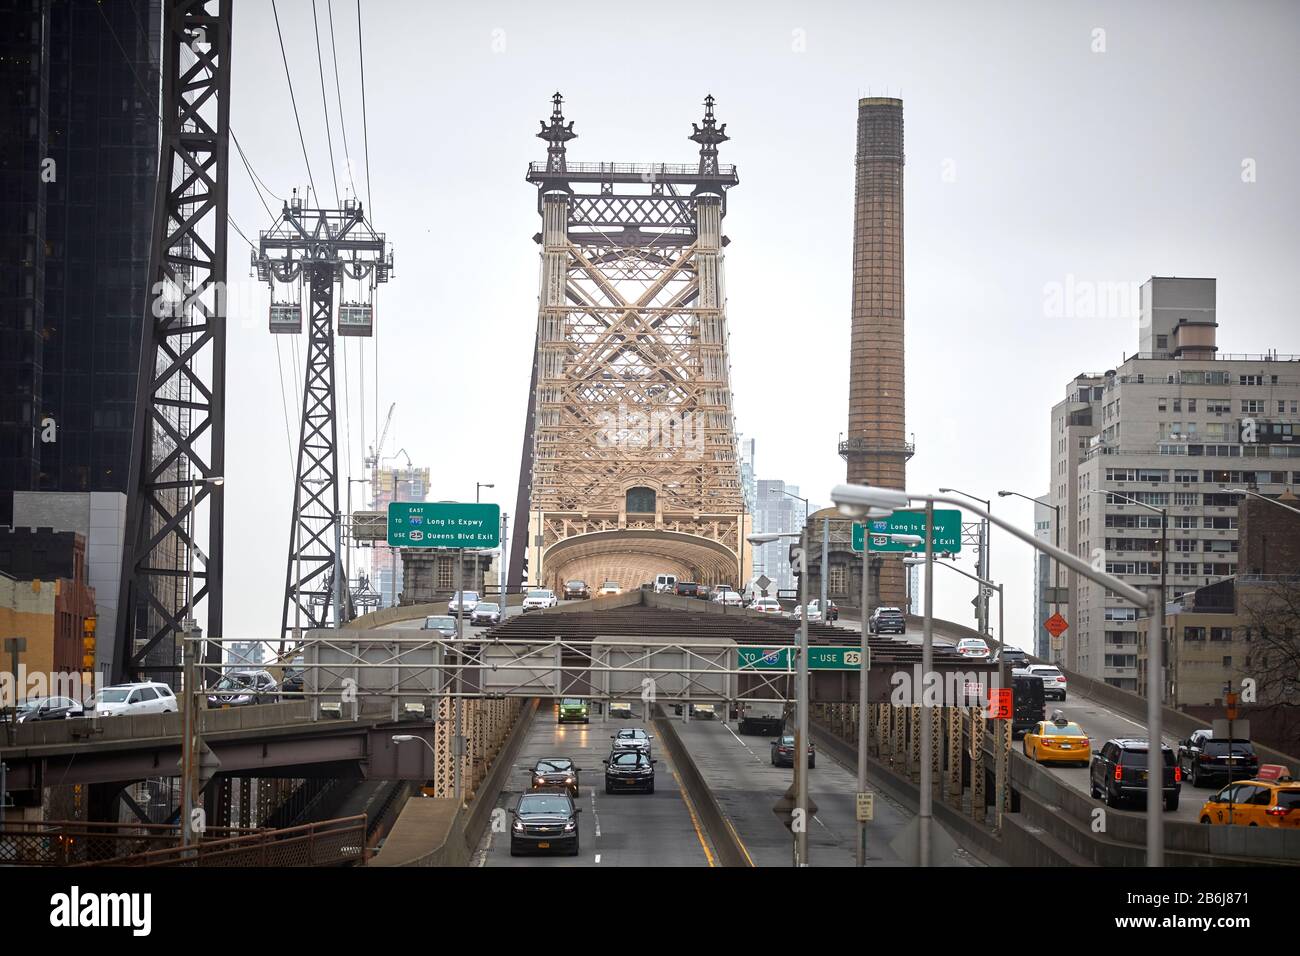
[{"left": 845, "top": 97, "right": 911, "bottom": 607}]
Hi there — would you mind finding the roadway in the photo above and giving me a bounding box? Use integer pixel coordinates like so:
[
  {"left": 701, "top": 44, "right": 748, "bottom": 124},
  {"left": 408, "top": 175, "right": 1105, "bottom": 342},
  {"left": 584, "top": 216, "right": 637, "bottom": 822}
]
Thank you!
[
  {"left": 472, "top": 703, "right": 711, "bottom": 867},
  {"left": 669, "top": 714, "right": 982, "bottom": 866}
]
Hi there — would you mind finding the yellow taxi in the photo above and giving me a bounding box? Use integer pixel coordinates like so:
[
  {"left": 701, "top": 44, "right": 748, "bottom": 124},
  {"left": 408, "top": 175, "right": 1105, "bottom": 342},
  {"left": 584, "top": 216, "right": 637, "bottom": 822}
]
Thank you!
[
  {"left": 1023, "top": 712, "right": 1092, "bottom": 766},
  {"left": 1198, "top": 765, "right": 1300, "bottom": 828}
]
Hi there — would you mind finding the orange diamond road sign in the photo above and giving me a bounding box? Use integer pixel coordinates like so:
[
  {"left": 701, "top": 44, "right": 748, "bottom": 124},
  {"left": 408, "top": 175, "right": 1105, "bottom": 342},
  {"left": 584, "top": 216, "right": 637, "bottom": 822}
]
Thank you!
[{"left": 1044, "top": 613, "right": 1069, "bottom": 638}]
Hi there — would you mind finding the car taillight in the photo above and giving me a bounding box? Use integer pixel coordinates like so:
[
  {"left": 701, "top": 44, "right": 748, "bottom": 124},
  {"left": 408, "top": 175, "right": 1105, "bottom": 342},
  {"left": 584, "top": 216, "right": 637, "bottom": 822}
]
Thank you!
[
  {"left": 1174, "top": 767, "right": 1181, "bottom": 783},
  {"left": 1267, "top": 805, "right": 1292, "bottom": 817},
  {"left": 1114, "top": 765, "right": 1123, "bottom": 781}
]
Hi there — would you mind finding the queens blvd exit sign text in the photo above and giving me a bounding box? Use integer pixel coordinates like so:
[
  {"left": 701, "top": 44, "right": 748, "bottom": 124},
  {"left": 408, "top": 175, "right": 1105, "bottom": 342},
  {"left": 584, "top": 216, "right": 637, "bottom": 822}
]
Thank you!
[{"left": 387, "top": 502, "right": 501, "bottom": 549}]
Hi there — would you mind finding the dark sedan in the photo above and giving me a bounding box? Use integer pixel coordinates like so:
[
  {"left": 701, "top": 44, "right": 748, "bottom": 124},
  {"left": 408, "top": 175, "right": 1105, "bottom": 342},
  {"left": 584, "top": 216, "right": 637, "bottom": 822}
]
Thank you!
[
  {"left": 770, "top": 734, "right": 815, "bottom": 769},
  {"left": 527, "top": 757, "right": 582, "bottom": 797},
  {"left": 470, "top": 602, "right": 502, "bottom": 627},
  {"left": 509, "top": 792, "right": 581, "bottom": 856},
  {"left": 603, "top": 750, "right": 656, "bottom": 794},
  {"left": 16, "top": 696, "right": 85, "bottom": 722}
]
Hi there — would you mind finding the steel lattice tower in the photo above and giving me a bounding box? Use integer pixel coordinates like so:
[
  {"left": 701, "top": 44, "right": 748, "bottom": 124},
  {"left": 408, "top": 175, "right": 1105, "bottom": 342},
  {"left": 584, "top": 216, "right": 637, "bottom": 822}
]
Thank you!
[
  {"left": 255, "top": 199, "right": 391, "bottom": 645},
  {"left": 115, "top": 0, "right": 232, "bottom": 682},
  {"left": 509, "top": 94, "right": 747, "bottom": 593}
]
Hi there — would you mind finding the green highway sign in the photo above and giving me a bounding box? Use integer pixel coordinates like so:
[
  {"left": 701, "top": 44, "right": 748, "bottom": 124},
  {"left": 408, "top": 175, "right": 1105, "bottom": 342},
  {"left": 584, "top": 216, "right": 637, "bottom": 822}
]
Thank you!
[
  {"left": 737, "top": 646, "right": 791, "bottom": 670},
  {"left": 852, "top": 508, "right": 963, "bottom": 553},
  {"left": 387, "top": 501, "right": 501, "bottom": 549},
  {"left": 737, "top": 646, "right": 865, "bottom": 671}
]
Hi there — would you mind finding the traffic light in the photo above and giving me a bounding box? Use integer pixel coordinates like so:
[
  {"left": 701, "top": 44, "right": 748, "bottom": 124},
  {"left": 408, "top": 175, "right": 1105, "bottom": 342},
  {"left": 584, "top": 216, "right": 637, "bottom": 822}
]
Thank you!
[
  {"left": 82, "top": 616, "right": 97, "bottom": 671},
  {"left": 520, "top": 554, "right": 530, "bottom": 584}
]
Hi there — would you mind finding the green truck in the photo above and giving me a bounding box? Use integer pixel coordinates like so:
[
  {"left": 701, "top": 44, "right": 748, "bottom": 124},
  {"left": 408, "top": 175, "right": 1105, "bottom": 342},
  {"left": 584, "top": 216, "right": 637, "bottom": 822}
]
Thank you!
[{"left": 557, "top": 697, "right": 590, "bottom": 724}]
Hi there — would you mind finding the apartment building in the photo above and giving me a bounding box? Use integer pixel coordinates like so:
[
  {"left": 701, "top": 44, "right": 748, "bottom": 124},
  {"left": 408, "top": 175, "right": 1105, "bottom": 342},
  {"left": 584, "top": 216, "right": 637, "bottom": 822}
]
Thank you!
[{"left": 1051, "top": 277, "right": 1300, "bottom": 691}]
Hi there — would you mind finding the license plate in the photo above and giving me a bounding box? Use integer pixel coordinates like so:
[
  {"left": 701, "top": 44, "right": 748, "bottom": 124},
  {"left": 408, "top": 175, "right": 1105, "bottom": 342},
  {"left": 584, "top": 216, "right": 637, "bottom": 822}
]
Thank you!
[
  {"left": 537, "top": 842, "right": 549, "bottom": 849},
  {"left": 1060, "top": 744, "right": 1072, "bottom": 749},
  {"left": 222, "top": 704, "right": 230, "bottom": 710}
]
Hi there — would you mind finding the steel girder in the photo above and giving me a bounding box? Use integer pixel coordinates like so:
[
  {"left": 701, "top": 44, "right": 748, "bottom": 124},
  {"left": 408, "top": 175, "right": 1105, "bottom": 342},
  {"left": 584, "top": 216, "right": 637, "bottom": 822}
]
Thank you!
[{"left": 115, "top": 0, "right": 232, "bottom": 682}]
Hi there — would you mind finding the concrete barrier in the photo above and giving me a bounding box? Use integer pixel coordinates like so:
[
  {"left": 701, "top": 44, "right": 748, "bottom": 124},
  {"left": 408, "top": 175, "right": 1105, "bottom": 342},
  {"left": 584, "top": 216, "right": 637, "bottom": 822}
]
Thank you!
[{"left": 651, "top": 704, "right": 751, "bottom": 867}]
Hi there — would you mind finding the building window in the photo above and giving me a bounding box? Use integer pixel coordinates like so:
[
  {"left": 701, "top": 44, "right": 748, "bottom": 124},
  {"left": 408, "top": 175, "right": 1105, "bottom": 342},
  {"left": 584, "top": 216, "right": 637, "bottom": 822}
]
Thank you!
[
  {"left": 1184, "top": 627, "right": 1206, "bottom": 641},
  {"left": 828, "top": 564, "right": 847, "bottom": 596},
  {"left": 625, "top": 486, "right": 656, "bottom": 513},
  {"left": 1210, "top": 627, "right": 1233, "bottom": 641},
  {"left": 437, "top": 559, "right": 454, "bottom": 591},
  {"left": 1242, "top": 399, "right": 1263, "bottom": 415}
]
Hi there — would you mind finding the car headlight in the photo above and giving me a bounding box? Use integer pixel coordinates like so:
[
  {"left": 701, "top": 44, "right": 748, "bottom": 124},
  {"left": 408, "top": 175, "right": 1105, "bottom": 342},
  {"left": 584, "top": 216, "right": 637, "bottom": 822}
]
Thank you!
[
  {"left": 534, "top": 776, "right": 546, "bottom": 785},
  {"left": 564, "top": 820, "right": 576, "bottom": 831},
  {"left": 564, "top": 776, "right": 575, "bottom": 784},
  {"left": 512, "top": 819, "right": 524, "bottom": 832}
]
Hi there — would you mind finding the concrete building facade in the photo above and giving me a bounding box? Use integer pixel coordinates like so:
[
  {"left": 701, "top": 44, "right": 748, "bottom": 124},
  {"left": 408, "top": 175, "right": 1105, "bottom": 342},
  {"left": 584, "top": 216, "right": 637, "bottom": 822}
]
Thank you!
[
  {"left": 1051, "top": 277, "right": 1300, "bottom": 692},
  {"left": 753, "top": 479, "right": 805, "bottom": 592}
]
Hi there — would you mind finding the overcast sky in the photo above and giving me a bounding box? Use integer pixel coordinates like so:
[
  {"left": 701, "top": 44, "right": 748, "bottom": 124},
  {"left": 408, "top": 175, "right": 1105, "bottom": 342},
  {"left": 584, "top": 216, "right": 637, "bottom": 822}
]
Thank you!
[{"left": 216, "top": 0, "right": 1300, "bottom": 645}]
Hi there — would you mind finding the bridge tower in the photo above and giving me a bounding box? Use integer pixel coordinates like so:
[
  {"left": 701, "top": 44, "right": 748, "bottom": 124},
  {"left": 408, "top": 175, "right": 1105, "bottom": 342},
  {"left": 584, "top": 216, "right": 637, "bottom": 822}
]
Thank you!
[{"left": 508, "top": 94, "right": 749, "bottom": 593}]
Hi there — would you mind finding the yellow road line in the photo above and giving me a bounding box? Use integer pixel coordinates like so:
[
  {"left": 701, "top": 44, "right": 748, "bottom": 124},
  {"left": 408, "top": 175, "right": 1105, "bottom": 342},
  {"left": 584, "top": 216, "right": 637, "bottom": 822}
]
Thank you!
[{"left": 667, "top": 758, "right": 715, "bottom": 867}]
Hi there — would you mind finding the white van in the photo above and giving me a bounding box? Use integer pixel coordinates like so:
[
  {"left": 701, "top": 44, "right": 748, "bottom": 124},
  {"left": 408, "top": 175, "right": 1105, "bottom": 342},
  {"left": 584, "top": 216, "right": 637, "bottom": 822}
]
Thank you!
[{"left": 654, "top": 573, "right": 678, "bottom": 593}]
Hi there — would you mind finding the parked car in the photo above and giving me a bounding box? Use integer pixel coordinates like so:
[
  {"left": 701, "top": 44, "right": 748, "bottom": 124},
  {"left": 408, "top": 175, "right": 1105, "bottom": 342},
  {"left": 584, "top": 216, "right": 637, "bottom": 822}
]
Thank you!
[
  {"left": 603, "top": 749, "right": 656, "bottom": 794},
  {"left": 92, "top": 682, "right": 177, "bottom": 717},
  {"left": 770, "top": 734, "right": 815, "bottom": 768},
  {"left": 557, "top": 698, "right": 589, "bottom": 724},
  {"left": 522, "top": 589, "right": 558, "bottom": 611},
  {"left": 527, "top": 757, "right": 582, "bottom": 797},
  {"left": 869, "top": 606, "right": 906, "bottom": 634},
  {"left": 610, "top": 727, "right": 653, "bottom": 758},
  {"left": 598, "top": 580, "right": 621, "bottom": 596},
  {"left": 1023, "top": 713, "right": 1091, "bottom": 766},
  {"left": 654, "top": 573, "right": 678, "bottom": 593},
  {"left": 448, "top": 590, "right": 480, "bottom": 617},
  {"left": 509, "top": 791, "right": 581, "bottom": 856},
  {"left": 207, "top": 670, "right": 279, "bottom": 708},
  {"left": 1025, "top": 664, "right": 1067, "bottom": 700},
  {"left": 1198, "top": 769, "right": 1300, "bottom": 828},
  {"left": 563, "top": 580, "right": 590, "bottom": 600},
  {"left": 1011, "top": 669, "right": 1046, "bottom": 739},
  {"left": 994, "top": 646, "right": 1029, "bottom": 667},
  {"left": 1177, "top": 730, "right": 1259, "bottom": 788},
  {"left": 470, "top": 602, "right": 501, "bottom": 627},
  {"left": 674, "top": 581, "right": 699, "bottom": 597},
  {"left": 752, "top": 597, "right": 782, "bottom": 614},
  {"left": 955, "top": 638, "right": 991, "bottom": 660},
  {"left": 1089, "top": 738, "right": 1181, "bottom": 810},
  {"left": 421, "top": 615, "right": 458, "bottom": 637},
  {"left": 15, "top": 696, "right": 85, "bottom": 722}
]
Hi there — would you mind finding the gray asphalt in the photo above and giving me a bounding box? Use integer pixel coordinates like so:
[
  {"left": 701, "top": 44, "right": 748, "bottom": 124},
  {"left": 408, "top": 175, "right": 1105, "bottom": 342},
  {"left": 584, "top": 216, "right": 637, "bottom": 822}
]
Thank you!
[
  {"left": 671, "top": 715, "right": 980, "bottom": 866},
  {"left": 474, "top": 704, "right": 712, "bottom": 867}
]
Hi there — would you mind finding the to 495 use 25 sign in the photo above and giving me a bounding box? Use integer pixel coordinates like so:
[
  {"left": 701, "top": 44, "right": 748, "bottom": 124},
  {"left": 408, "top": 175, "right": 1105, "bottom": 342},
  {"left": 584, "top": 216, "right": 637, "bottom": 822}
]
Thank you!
[{"left": 387, "top": 502, "right": 500, "bottom": 549}]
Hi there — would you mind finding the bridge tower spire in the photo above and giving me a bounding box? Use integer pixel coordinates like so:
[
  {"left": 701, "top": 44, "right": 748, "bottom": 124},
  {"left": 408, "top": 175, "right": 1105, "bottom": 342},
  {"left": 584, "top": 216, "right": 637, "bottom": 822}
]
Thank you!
[{"left": 510, "top": 95, "right": 747, "bottom": 595}]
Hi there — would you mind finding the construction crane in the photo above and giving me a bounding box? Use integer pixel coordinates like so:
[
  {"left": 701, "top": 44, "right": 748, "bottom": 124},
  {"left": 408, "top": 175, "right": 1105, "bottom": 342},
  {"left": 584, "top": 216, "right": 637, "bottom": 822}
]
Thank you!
[{"left": 365, "top": 402, "right": 396, "bottom": 478}]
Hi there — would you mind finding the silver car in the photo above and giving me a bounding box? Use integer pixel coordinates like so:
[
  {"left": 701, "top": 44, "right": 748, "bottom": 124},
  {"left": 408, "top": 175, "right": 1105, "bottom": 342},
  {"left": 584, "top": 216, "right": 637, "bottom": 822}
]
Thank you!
[
  {"left": 422, "top": 615, "right": 458, "bottom": 638},
  {"left": 610, "top": 727, "right": 654, "bottom": 759}
]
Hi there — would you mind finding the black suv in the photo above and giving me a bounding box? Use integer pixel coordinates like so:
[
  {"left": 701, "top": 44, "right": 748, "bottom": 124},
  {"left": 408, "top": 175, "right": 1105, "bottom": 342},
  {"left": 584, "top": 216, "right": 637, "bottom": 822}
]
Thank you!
[
  {"left": 509, "top": 792, "right": 581, "bottom": 856},
  {"left": 995, "top": 646, "right": 1029, "bottom": 667},
  {"left": 563, "top": 580, "right": 590, "bottom": 600},
  {"left": 1090, "top": 738, "right": 1181, "bottom": 810},
  {"left": 1177, "top": 730, "right": 1259, "bottom": 788},
  {"left": 603, "top": 750, "right": 656, "bottom": 794},
  {"left": 1011, "top": 670, "right": 1045, "bottom": 739},
  {"left": 869, "top": 606, "right": 906, "bottom": 634},
  {"left": 675, "top": 581, "right": 699, "bottom": 597},
  {"left": 526, "top": 757, "right": 582, "bottom": 797}
]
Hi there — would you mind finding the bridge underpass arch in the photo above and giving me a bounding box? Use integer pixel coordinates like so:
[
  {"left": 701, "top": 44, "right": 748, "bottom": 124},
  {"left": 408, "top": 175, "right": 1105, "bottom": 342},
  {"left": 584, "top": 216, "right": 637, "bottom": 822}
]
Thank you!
[{"left": 541, "top": 528, "right": 739, "bottom": 591}]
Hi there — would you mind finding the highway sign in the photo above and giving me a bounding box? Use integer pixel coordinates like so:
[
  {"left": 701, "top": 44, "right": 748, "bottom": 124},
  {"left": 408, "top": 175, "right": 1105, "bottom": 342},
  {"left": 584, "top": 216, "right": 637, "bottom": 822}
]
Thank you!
[
  {"left": 852, "top": 509, "right": 963, "bottom": 553},
  {"left": 737, "top": 646, "right": 791, "bottom": 670},
  {"left": 856, "top": 791, "right": 875, "bottom": 822},
  {"left": 988, "top": 688, "right": 1013, "bottom": 719},
  {"left": 737, "top": 645, "right": 866, "bottom": 670},
  {"left": 1043, "top": 612, "right": 1069, "bottom": 638},
  {"left": 387, "top": 501, "right": 501, "bottom": 549}
]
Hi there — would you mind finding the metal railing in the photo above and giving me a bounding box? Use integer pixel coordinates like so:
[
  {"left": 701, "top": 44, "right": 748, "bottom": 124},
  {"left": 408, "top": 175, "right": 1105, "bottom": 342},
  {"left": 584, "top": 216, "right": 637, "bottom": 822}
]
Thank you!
[
  {"left": 76, "top": 814, "right": 369, "bottom": 867},
  {"left": 528, "top": 161, "right": 736, "bottom": 179},
  {"left": 0, "top": 820, "right": 257, "bottom": 866}
]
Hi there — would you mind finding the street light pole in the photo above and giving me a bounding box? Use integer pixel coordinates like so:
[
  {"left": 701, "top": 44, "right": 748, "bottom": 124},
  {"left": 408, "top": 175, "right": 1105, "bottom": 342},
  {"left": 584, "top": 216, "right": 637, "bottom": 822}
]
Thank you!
[
  {"left": 919, "top": 500, "right": 935, "bottom": 866},
  {"left": 999, "top": 489, "right": 1062, "bottom": 662},
  {"left": 476, "top": 482, "right": 494, "bottom": 504},
  {"left": 796, "top": 524, "right": 809, "bottom": 866},
  {"left": 940, "top": 488, "right": 992, "bottom": 637}
]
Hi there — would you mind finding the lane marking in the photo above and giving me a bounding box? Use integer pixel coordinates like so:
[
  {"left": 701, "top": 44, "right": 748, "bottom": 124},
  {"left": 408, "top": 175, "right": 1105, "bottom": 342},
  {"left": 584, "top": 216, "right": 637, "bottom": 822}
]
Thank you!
[
  {"left": 665, "top": 755, "right": 716, "bottom": 867},
  {"left": 723, "top": 721, "right": 763, "bottom": 762},
  {"left": 594, "top": 853, "right": 601, "bottom": 864},
  {"left": 590, "top": 788, "right": 601, "bottom": 838}
]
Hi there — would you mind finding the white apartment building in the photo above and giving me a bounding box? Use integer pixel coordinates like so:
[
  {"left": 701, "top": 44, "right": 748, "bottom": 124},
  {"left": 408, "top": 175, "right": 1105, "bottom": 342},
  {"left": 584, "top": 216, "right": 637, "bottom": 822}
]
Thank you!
[{"left": 1051, "top": 277, "right": 1300, "bottom": 690}]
